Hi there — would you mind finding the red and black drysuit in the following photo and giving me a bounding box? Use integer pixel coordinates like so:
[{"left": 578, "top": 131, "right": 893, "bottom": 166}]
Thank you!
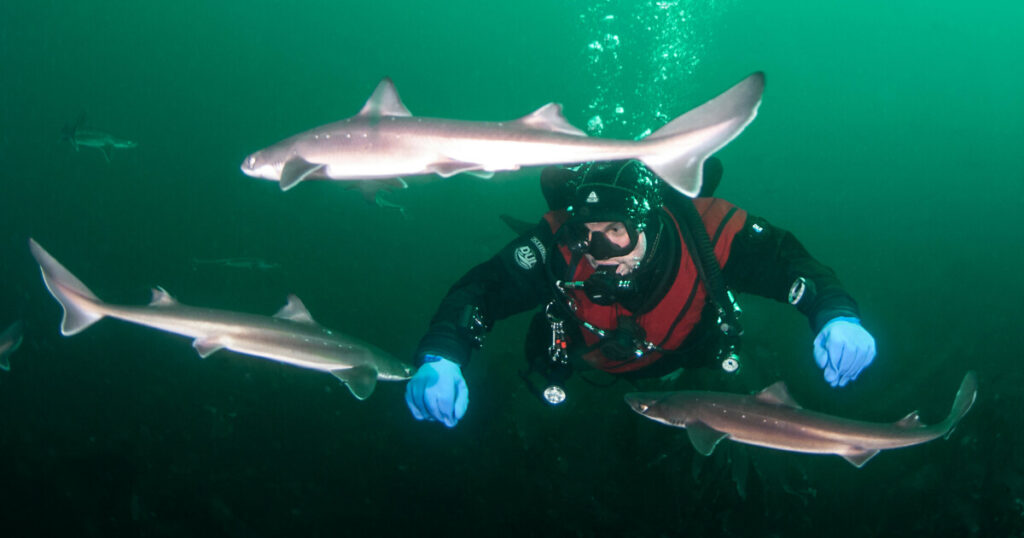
[{"left": 415, "top": 196, "right": 860, "bottom": 378}]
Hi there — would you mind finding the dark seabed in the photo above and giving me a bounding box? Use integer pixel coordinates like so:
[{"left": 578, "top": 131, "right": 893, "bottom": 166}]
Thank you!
[{"left": 1, "top": 1, "right": 1023, "bottom": 536}]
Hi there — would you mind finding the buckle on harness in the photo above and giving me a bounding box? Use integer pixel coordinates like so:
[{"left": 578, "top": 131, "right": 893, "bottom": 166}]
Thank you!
[
  {"left": 458, "top": 305, "right": 487, "bottom": 349},
  {"left": 546, "top": 305, "right": 569, "bottom": 367},
  {"left": 717, "top": 289, "right": 743, "bottom": 338}
]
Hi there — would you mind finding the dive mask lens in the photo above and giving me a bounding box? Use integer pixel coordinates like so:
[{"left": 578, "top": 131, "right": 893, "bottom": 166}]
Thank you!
[
  {"left": 586, "top": 230, "right": 636, "bottom": 260},
  {"left": 565, "top": 224, "right": 592, "bottom": 256},
  {"left": 563, "top": 223, "right": 638, "bottom": 259}
]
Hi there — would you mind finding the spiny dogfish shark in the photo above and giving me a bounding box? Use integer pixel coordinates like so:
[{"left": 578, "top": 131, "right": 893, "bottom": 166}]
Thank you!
[
  {"left": 30, "top": 239, "right": 412, "bottom": 400},
  {"left": 241, "top": 72, "right": 765, "bottom": 198},
  {"left": 626, "top": 372, "right": 977, "bottom": 467},
  {"left": 191, "top": 258, "right": 281, "bottom": 271},
  {"left": 61, "top": 114, "right": 137, "bottom": 162},
  {"left": 0, "top": 320, "right": 23, "bottom": 371}
]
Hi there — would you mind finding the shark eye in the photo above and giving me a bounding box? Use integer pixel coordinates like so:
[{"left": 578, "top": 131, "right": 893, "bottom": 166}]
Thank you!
[{"left": 248, "top": 156, "right": 257, "bottom": 168}]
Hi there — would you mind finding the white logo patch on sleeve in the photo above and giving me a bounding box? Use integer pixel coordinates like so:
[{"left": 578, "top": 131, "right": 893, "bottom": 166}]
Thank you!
[{"left": 514, "top": 245, "right": 538, "bottom": 270}]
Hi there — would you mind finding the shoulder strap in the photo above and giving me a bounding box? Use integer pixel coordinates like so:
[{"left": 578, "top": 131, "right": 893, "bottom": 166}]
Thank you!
[{"left": 672, "top": 195, "right": 743, "bottom": 337}]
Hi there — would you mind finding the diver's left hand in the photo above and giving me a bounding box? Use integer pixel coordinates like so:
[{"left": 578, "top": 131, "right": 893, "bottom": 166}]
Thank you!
[{"left": 813, "top": 316, "right": 876, "bottom": 387}]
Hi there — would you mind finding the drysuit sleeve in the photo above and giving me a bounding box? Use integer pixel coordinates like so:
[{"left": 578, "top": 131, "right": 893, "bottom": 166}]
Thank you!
[
  {"left": 722, "top": 214, "right": 861, "bottom": 333},
  {"left": 414, "top": 221, "right": 558, "bottom": 367}
]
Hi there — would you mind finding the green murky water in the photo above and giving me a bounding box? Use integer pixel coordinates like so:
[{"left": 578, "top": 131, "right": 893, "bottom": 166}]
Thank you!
[{"left": 1, "top": 1, "right": 1022, "bottom": 535}]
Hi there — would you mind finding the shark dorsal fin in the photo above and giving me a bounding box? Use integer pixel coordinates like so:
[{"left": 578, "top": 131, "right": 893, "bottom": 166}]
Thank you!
[
  {"left": 274, "top": 294, "right": 316, "bottom": 324},
  {"left": 513, "top": 103, "right": 587, "bottom": 136},
  {"left": 358, "top": 78, "right": 412, "bottom": 118},
  {"left": 755, "top": 381, "right": 801, "bottom": 408},
  {"left": 149, "top": 286, "right": 178, "bottom": 307},
  {"left": 895, "top": 410, "right": 924, "bottom": 429}
]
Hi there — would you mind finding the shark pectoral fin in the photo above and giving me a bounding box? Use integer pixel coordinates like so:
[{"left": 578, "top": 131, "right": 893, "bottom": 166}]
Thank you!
[
  {"left": 686, "top": 422, "right": 729, "bottom": 456},
  {"left": 273, "top": 295, "right": 317, "bottom": 325},
  {"left": 841, "top": 449, "right": 880, "bottom": 468},
  {"left": 192, "top": 336, "right": 227, "bottom": 359},
  {"left": 429, "top": 161, "right": 490, "bottom": 178},
  {"left": 100, "top": 145, "right": 113, "bottom": 163},
  {"left": 465, "top": 170, "right": 495, "bottom": 179},
  {"left": 280, "top": 158, "right": 325, "bottom": 191},
  {"left": 331, "top": 366, "right": 378, "bottom": 400},
  {"left": 0, "top": 353, "right": 10, "bottom": 372},
  {"left": 514, "top": 103, "right": 587, "bottom": 136}
]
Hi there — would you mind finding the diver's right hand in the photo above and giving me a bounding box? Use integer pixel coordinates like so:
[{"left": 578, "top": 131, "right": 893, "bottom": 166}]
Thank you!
[{"left": 405, "top": 355, "right": 469, "bottom": 428}]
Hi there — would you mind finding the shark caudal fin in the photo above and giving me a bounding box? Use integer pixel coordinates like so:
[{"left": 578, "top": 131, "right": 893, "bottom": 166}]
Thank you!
[
  {"left": 639, "top": 72, "right": 765, "bottom": 197},
  {"left": 941, "top": 371, "right": 979, "bottom": 439},
  {"left": 28, "top": 239, "right": 106, "bottom": 336},
  {"left": 0, "top": 320, "right": 24, "bottom": 371}
]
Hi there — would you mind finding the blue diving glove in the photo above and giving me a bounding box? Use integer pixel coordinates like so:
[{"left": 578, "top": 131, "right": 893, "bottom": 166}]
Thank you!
[
  {"left": 405, "top": 355, "right": 469, "bottom": 428},
  {"left": 813, "top": 316, "right": 877, "bottom": 387}
]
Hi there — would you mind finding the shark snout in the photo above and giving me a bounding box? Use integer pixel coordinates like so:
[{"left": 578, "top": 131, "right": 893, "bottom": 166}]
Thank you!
[
  {"left": 624, "top": 393, "right": 652, "bottom": 414},
  {"left": 240, "top": 152, "right": 280, "bottom": 180},
  {"left": 240, "top": 153, "right": 258, "bottom": 175}
]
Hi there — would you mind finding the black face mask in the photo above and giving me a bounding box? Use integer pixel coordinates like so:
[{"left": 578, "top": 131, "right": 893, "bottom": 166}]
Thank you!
[{"left": 563, "top": 224, "right": 639, "bottom": 260}]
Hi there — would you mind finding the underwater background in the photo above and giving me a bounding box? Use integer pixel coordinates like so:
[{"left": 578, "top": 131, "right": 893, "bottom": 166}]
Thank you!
[{"left": 1, "top": 1, "right": 1022, "bottom": 536}]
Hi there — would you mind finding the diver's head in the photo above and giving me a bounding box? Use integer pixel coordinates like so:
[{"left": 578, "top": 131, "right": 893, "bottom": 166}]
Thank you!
[{"left": 560, "top": 160, "right": 663, "bottom": 266}]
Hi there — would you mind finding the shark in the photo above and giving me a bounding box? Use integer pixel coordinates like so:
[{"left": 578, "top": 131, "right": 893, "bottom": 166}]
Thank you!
[
  {"left": 625, "top": 371, "right": 978, "bottom": 467},
  {"left": 61, "top": 114, "right": 137, "bottom": 162},
  {"left": 191, "top": 257, "right": 282, "bottom": 271},
  {"left": 241, "top": 72, "right": 765, "bottom": 197},
  {"left": 29, "top": 239, "right": 413, "bottom": 400},
  {"left": 0, "top": 320, "right": 24, "bottom": 371},
  {"left": 371, "top": 191, "right": 408, "bottom": 219},
  {"left": 339, "top": 178, "right": 409, "bottom": 218}
]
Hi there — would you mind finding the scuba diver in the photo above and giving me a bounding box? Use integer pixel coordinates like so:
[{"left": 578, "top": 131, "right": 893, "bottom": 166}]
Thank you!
[{"left": 405, "top": 159, "right": 876, "bottom": 427}]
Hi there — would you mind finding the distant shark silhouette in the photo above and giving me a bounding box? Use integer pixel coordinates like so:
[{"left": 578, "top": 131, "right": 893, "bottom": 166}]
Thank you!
[
  {"left": 191, "top": 257, "right": 281, "bottom": 271},
  {"left": 61, "top": 113, "right": 137, "bottom": 162},
  {"left": 0, "top": 320, "right": 23, "bottom": 371}
]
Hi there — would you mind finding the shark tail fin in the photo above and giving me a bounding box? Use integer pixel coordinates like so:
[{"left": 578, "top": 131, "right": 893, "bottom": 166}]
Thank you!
[
  {"left": 28, "top": 239, "right": 106, "bottom": 336},
  {"left": 0, "top": 320, "right": 24, "bottom": 372},
  {"left": 639, "top": 72, "right": 765, "bottom": 197},
  {"left": 942, "top": 371, "right": 979, "bottom": 440}
]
